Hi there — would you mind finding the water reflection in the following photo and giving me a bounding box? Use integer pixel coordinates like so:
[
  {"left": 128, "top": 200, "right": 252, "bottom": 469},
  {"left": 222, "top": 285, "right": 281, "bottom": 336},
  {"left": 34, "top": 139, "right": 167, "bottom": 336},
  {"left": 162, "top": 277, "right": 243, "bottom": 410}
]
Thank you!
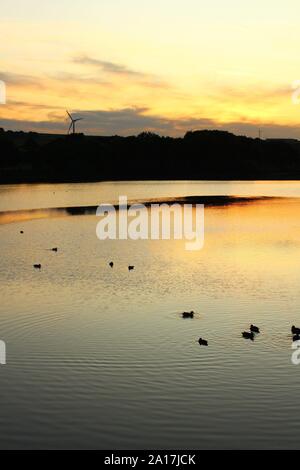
[
  {"left": 0, "top": 183, "right": 300, "bottom": 449},
  {"left": 0, "top": 195, "right": 271, "bottom": 225},
  {"left": 1, "top": 180, "right": 300, "bottom": 212}
]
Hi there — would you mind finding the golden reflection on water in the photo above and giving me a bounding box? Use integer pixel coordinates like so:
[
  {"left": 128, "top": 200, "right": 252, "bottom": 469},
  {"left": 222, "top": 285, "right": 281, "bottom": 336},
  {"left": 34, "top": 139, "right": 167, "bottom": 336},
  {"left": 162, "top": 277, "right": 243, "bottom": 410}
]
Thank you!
[
  {"left": 145, "top": 198, "right": 300, "bottom": 299},
  {"left": 1, "top": 197, "right": 300, "bottom": 324},
  {"left": 0, "top": 209, "right": 67, "bottom": 225},
  {"left": 2, "top": 180, "right": 300, "bottom": 212}
]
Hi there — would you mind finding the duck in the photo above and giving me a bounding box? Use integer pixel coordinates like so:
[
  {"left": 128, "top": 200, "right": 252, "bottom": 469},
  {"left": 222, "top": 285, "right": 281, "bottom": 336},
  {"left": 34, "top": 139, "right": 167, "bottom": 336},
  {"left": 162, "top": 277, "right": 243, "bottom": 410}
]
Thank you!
[
  {"left": 51, "top": 247, "right": 58, "bottom": 252},
  {"left": 182, "top": 311, "right": 194, "bottom": 319},
  {"left": 198, "top": 338, "right": 208, "bottom": 346},
  {"left": 250, "top": 324, "right": 260, "bottom": 333},
  {"left": 33, "top": 264, "right": 42, "bottom": 269},
  {"left": 128, "top": 265, "right": 135, "bottom": 271},
  {"left": 20, "top": 230, "right": 24, "bottom": 234},
  {"left": 242, "top": 331, "right": 254, "bottom": 340},
  {"left": 291, "top": 325, "right": 300, "bottom": 335},
  {"left": 109, "top": 261, "right": 114, "bottom": 268}
]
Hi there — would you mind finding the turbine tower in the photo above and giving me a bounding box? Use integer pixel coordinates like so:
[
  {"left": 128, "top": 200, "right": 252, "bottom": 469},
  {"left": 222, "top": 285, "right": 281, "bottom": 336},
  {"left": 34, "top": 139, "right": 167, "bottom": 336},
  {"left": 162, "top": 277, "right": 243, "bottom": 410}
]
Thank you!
[{"left": 66, "top": 111, "right": 83, "bottom": 134}]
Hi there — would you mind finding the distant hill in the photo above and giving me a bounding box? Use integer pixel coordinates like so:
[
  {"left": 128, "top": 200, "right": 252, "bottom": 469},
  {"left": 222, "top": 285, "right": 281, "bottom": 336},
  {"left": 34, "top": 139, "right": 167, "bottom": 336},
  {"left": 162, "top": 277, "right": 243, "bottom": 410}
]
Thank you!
[{"left": 1, "top": 128, "right": 300, "bottom": 183}]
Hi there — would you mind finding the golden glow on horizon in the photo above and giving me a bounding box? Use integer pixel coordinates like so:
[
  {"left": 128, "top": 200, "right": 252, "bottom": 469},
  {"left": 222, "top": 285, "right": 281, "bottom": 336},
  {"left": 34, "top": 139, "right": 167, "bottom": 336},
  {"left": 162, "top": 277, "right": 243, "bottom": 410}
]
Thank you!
[{"left": 1, "top": 0, "right": 300, "bottom": 136}]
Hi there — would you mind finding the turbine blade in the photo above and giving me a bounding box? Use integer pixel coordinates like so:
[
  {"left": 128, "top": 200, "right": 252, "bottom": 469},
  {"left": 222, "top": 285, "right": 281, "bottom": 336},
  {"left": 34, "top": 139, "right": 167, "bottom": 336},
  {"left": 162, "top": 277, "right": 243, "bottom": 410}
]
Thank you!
[
  {"left": 68, "top": 122, "right": 73, "bottom": 133},
  {"left": 66, "top": 110, "right": 72, "bottom": 119}
]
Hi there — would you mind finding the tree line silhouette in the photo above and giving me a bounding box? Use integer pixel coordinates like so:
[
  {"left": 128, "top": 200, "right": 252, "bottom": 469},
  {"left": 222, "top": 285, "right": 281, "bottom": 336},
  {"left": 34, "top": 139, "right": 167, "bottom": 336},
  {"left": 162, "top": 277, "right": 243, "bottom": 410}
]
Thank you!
[{"left": 0, "top": 127, "right": 299, "bottom": 183}]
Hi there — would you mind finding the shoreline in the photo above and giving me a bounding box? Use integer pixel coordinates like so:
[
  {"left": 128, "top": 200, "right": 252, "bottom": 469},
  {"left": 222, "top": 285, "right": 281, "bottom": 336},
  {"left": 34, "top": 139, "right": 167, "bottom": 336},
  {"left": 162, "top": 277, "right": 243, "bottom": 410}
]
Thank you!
[{"left": 0, "top": 195, "right": 287, "bottom": 225}]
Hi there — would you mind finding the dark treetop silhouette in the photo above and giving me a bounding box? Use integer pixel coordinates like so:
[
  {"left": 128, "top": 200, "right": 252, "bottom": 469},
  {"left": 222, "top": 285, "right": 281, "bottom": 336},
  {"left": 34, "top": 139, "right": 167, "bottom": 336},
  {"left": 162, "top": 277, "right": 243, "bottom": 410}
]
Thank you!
[{"left": 0, "top": 128, "right": 300, "bottom": 183}]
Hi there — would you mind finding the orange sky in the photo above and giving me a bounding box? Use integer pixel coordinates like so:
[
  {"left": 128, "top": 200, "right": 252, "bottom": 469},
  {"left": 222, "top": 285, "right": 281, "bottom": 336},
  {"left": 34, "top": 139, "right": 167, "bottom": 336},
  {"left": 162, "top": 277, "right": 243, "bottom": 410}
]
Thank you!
[{"left": 1, "top": 0, "right": 300, "bottom": 137}]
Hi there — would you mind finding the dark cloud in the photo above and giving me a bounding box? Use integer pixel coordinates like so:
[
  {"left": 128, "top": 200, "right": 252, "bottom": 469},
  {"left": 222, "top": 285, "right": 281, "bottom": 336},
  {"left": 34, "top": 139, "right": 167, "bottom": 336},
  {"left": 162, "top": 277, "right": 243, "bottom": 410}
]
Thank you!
[
  {"left": 1, "top": 107, "right": 300, "bottom": 139},
  {"left": 74, "top": 107, "right": 174, "bottom": 134},
  {"left": 0, "top": 118, "right": 66, "bottom": 133}
]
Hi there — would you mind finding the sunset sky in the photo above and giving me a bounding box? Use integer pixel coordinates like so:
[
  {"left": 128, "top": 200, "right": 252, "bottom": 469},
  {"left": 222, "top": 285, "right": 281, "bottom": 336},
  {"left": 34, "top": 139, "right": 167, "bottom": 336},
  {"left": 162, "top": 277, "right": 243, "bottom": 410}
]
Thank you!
[{"left": 1, "top": 0, "right": 300, "bottom": 137}]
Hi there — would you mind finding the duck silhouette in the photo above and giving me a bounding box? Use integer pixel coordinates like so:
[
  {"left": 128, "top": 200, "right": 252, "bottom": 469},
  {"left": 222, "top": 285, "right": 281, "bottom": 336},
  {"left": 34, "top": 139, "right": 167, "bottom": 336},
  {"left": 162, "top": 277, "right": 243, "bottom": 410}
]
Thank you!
[
  {"left": 128, "top": 266, "right": 135, "bottom": 271},
  {"left": 51, "top": 248, "right": 58, "bottom": 252},
  {"left": 291, "top": 325, "right": 300, "bottom": 335},
  {"left": 198, "top": 338, "right": 208, "bottom": 346},
  {"left": 242, "top": 331, "right": 254, "bottom": 340},
  {"left": 33, "top": 264, "right": 42, "bottom": 270},
  {"left": 182, "top": 311, "right": 194, "bottom": 318},
  {"left": 250, "top": 324, "right": 260, "bottom": 333},
  {"left": 109, "top": 261, "right": 114, "bottom": 268}
]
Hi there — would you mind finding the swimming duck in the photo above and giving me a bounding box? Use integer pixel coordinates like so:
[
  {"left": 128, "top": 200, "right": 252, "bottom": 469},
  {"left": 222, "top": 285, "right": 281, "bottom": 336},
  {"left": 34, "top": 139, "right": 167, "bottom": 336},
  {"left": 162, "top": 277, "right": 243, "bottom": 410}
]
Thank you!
[
  {"left": 250, "top": 324, "right": 260, "bottom": 333},
  {"left": 52, "top": 248, "right": 58, "bottom": 252},
  {"left": 198, "top": 338, "right": 208, "bottom": 346},
  {"left": 291, "top": 325, "right": 300, "bottom": 335},
  {"left": 109, "top": 261, "right": 114, "bottom": 268},
  {"left": 128, "top": 266, "right": 135, "bottom": 271},
  {"left": 182, "top": 311, "right": 194, "bottom": 318},
  {"left": 242, "top": 331, "right": 254, "bottom": 340},
  {"left": 33, "top": 264, "right": 42, "bottom": 269}
]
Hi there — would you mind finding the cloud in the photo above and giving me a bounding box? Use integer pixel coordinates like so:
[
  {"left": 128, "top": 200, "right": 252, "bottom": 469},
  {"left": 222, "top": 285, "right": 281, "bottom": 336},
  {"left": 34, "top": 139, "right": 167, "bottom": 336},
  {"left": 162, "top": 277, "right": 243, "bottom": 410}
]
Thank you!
[
  {"left": 6, "top": 99, "right": 65, "bottom": 110},
  {"left": 0, "top": 107, "right": 207, "bottom": 135},
  {"left": 72, "top": 55, "right": 169, "bottom": 89},
  {"left": 0, "top": 118, "right": 66, "bottom": 133},
  {"left": 0, "top": 71, "right": 44, "bottom": 88},
  {"left": 73, "top": 107, "right": 175, "bottom": 134},
  {"left": 1, "top": 106, "right": 300, "bottom": 139},
  {"left": 73, "top": 55, "right": 145, "bottom": 78}
]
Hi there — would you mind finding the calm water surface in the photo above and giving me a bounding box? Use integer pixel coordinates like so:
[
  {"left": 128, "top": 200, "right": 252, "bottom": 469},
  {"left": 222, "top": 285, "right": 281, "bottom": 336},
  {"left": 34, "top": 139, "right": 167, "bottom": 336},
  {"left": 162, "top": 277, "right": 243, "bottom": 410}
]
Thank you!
[{"left": 0, "top": 181, "right": 300, "bottom": 449}]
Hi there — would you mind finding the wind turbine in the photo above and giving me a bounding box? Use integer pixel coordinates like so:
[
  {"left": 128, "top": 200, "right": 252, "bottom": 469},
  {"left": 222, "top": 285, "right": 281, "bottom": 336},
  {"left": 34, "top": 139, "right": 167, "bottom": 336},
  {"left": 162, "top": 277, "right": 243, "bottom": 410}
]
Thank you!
[{"left": 66, "top": 111, "right": 83, "bottom": 134}]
